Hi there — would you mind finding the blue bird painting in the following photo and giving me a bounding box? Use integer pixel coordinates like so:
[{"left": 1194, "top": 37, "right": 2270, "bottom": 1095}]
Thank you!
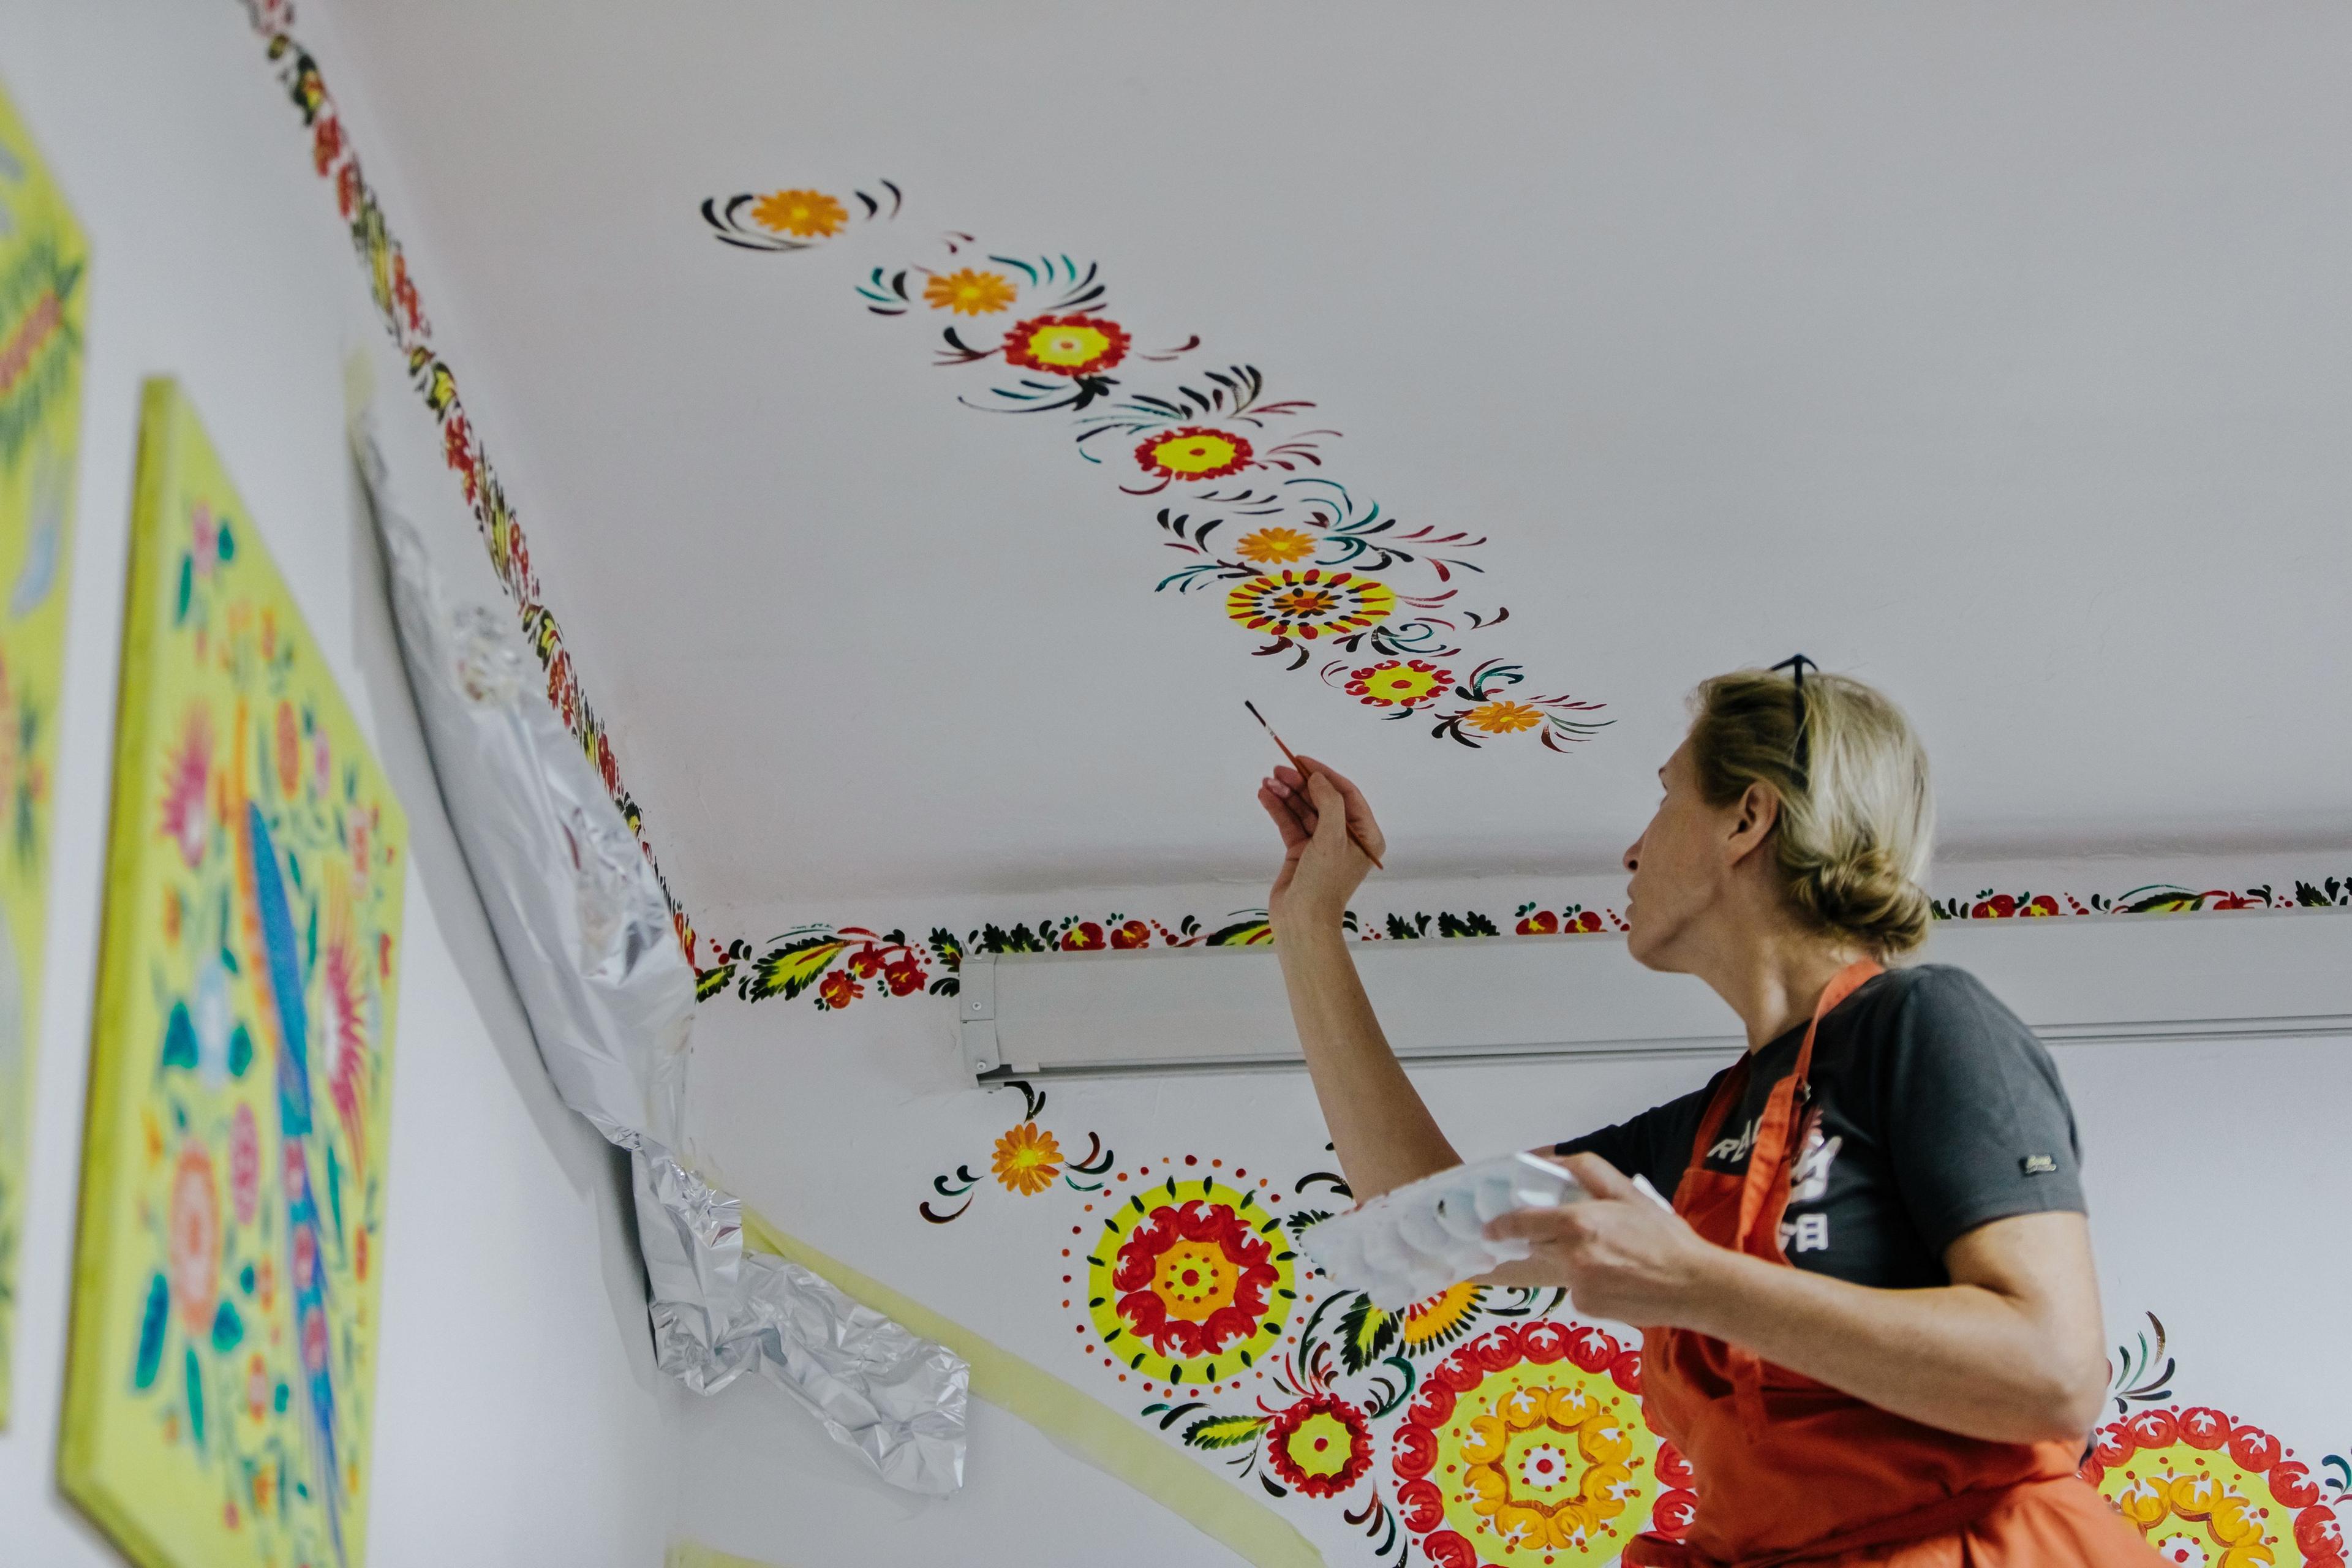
[{"left": 242, "top": 798, "right": 347, "bottom": 1568}]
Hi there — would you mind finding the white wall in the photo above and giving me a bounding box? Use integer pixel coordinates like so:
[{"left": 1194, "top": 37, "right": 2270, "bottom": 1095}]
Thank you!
[{"left": 0, "top": 4, "right": 679, "bottom": 1563}]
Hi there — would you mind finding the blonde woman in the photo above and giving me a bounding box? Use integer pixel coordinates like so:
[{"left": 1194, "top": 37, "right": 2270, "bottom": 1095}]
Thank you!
[{"left": 1256, "top": 663, "right": 2158, "bottom": 1567}]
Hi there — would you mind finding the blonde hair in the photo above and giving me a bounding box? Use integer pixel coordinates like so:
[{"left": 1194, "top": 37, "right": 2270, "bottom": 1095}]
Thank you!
[{"left": 1686, "top": 666, "right": 1936, "bottom": 957}]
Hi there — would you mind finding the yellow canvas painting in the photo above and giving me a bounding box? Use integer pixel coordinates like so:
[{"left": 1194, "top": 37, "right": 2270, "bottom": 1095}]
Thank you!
[
  {"left": 0, "top": 76, "right": 88, "bottom": 1425},
  {"left": 61, "top": 381, "right": 405, "bottom": 1568}
]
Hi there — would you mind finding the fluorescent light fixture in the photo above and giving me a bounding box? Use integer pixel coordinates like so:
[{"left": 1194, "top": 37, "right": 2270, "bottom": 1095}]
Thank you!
[{"left": 957, "top": 908, "right": 2352, "bottom": 1080}]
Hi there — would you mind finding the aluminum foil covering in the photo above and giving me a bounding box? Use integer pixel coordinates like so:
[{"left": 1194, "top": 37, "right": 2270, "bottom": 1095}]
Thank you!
[{"left": 350, "top": 409, "right": 968, "bottom": 1494}]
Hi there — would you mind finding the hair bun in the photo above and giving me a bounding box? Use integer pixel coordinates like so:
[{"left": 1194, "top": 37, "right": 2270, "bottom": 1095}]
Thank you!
[{"left": 1789, "top": 844, "right": 1931, "bottom": 957}]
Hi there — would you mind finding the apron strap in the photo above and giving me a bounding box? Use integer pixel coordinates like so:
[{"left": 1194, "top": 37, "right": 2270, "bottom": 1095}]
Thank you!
[{"left": 1722, "top": 958, "right": 1882, "bottom": 1425}]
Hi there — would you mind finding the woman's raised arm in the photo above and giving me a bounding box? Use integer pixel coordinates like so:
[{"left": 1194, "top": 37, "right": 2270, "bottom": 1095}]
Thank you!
[{"left": 1259, "top": 758, "right": 1460, "bottom": 1199}]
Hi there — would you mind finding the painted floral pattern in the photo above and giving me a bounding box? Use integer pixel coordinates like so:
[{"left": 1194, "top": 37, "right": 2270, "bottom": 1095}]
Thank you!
[
  {"left": 1139, "top": 1164, "right": 1684, "bottom": 1564},
  {"left": 704, "top": 869, "right": 2348, "bottom": 1013},
  {"left": 750, "top": 188, "right": 848, "bottom": 239},
  {"left": 1343, "top": 659, "right": 1454, "bottom": 710},
  {"left": 1087, "top": 1177, "right": 1295, "bottom": 1387},
  {"left": 247, "top": 7, "right": 704, "bottom": 978},
  {"left": 921, "top": 1082, "right": 1115, "bottom": 1222},
  {"left": 922, "top": 268, "right": 1017, "bottom": 315},
  {"left": 1227, "top": 568, "right": 1396, "bottom": 641},
  {"left": 2086, "top": 1407, "right": 2344, "bottom": 1567},
  {"left": 61, "top": 388, "right": 406, "bottom": 1568},
  {"left": 1138, "top": 425, "right": 1254, "bottom": 482},
  {"left": 707, "top": 194, "right": 1616, "bottom": 752},
  {"left": 0, "top": 80, "right": 85, "bottom": 1423},
  {"left": 1004, "top": 313, "right": 1132, "bottom": 377},
  {"left": 1391, "top": 1321, "right": 1668, "bottom": 1567},
  {"left": 1235, "top": 525, "right": 1319, "bottom": 565}
]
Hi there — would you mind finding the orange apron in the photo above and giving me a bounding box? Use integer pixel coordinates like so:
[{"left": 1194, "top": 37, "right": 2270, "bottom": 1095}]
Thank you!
[{"left": 1623, "top": 960, "right": 2161, "bottom": 1568}]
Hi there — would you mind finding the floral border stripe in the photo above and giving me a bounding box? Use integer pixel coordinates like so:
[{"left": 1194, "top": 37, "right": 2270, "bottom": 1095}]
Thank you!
[
  {"left": 239, "top": 0, "right": 701, "bottom": 959},
  {"left": 701, "top": 875, "right": 2352, "bottom": 1012},
  {"left": 701, "top": 189, "right": 1613, "bottom": 756}
]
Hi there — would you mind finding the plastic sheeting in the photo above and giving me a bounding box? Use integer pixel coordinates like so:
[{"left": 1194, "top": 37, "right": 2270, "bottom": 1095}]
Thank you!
[{"left": 350, "top": 404, "right": 968, "bottom": 1494}]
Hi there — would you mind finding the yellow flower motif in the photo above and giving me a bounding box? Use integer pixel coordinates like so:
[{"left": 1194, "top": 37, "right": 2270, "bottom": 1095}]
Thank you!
[
  {"left": 1235, "top": 526, "right": 1317, "bottom": 565},
  {"left": 1348, "top": 660, "right": 1453, "bottom": 710},
  {"left": 1019, "top": 321, "right": 1119, "bottom": 370},
  {"left": 1226, "top": 569, "right": 1396, "bottom": 641},
  {"left": 923, "top": 268, "right": 1018, "bottom": 316},
  {"left": 990, "top": 1121, "right": 1063, "bottom": 1196},
  {"left": 1144, "top": 429, "right": 1247, "bottom": 478},
  {"left": 1282, "top": 1408, "right": 1363, "bottom": 1482},
  {"left": 749, "top": 189, "right": 848, "bottom": 238},
  {"left": 1398, "top": 1282, "right": 1485, "bottom": 1351},
  {"left": 1466, "top": 699, "right": 1545, "bottom": 734}
]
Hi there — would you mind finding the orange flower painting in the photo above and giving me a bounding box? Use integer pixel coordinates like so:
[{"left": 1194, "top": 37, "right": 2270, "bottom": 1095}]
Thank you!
[
  {"left": 923, "top": 268, "right": 1017, "bottom": 316},
  {"left": 749, "top": 188, "right": 848, "bottom": 238},
  {"left": 990, "top": 1122, "right": 1063, "bottom": 1196},
  {"left": 1235, "top": 526, "right": 1317, "bottom": 566}
]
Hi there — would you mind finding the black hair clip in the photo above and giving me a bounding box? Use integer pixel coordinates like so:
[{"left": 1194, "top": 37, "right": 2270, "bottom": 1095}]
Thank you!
[{"left": 1769, "top": 653, "right": 1815, "bottom": 782}]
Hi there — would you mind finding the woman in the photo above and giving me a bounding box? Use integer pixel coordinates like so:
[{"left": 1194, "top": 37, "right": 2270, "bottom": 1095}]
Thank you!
[{"left": 1256, "top": 664, "right": 2157, "bottom": 1567}]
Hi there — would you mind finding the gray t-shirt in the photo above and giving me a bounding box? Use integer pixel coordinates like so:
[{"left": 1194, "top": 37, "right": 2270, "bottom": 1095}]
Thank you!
[{"left": 1553, "top": 965, "right": 2086, "bottom": 1289}]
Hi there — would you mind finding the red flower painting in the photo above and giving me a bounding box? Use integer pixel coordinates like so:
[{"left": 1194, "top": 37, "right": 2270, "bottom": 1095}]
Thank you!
[{"left": 1110, "top": 1198, "right": 1280, "bottom": 1362}]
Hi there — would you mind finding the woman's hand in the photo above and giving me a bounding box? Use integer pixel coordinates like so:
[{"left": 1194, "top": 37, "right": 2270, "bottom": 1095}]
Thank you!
[
  {"left": 1258, "top": 757, "right": 1387, "bottom": 930},
  {"left": 1482, "top": 1155, "right": 1724, "bottom": 1329}
]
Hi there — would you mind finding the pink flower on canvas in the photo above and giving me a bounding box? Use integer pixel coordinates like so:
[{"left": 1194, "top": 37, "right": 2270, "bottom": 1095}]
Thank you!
[
  {"left": 274, "top": 702, "right": 301, "bottom": 797},
  {"left": 168, "top": 1144, "right": 222, "bottom": 1337},
  {"left": 159, "top": 707, "right": 214, "bottom": 869},
  {"left": 228, "top": 1104, "right": 260, "bottom": 1225},
  {"left": 300, "top": 1302, "right": 330, "bottom": 1374},
  {"left": 291, "top": 1216, "right": 318, "bottom": 1294},
  {"left": 312, "top": 730, "right": 330, "bottom": 796},
  {"left": 190, "top": 503, "right": 219, "bottom": 578},
  {"left": 323, "top": 927, "right": 369, "bottom": 1174}
]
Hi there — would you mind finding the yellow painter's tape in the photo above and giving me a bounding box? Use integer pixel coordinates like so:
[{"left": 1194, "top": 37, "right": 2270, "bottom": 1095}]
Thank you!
[
  {"left": 667, "top": 1542, "right": 788, "bottom": 1568},
  {"left": 742, "top": 1210, "right": 1325, "bottom": 1568}
]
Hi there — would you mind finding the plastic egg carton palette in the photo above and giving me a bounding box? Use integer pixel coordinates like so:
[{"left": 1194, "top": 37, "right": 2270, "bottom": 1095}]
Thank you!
[{"left": 1297, "top": 1150, "right": 1585, "bottom": 1310}]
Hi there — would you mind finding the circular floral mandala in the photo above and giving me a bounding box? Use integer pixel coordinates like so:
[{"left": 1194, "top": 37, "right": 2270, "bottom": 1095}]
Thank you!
[
  {"left": 1002, "top": 313, "right": 1131, "bottom": 376},
  {"left": 1135, "top": 425, "right": 1255, "bottom": 482},
  {"left": 1346, "top": 658, "right": 1453, "bottom": 709},
  {"left": 1086, "top": 1178, "right": 1294, "bottom": 1386},
  {"left": 1225, "top": 569, "right": 1396, "bottom": 641},
  {"left": 1266, "top": 1392, "right": 1377, "bottom": 1498},
  {"left": 2086, "top": 1407, "right": 2345, "bottom": 1567},
  {"left": 1393, "top": 1321, "right": 1672, "bottom": 1567}
]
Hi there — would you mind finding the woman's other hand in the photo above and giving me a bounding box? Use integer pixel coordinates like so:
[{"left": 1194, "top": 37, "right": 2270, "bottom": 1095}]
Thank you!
[
  {"left": 1483, "top": 1154, "right": 1722, "bottom": 1328},
  {"left": 1259, "top": 756, "right": 1387, "bottom": 930}
]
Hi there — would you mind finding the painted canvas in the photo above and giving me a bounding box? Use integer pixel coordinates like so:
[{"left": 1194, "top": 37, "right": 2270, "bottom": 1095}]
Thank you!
[
  {"left": 0, "top": 76, "right": 88, "bottom": 1426},
  {"left": 60, "top": 380, "right": 405, "bottom": 1568}
]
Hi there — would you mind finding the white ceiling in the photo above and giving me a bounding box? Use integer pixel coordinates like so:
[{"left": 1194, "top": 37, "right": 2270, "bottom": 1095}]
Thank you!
[{"left": 324, "top": 0, "right": 2350, "bottom": 912}]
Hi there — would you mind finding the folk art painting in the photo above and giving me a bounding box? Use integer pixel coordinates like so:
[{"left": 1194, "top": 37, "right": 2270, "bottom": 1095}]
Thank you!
[
  {"left": 0, "top": 77, "right": 86, "bottom": 1427},
  {"left": 240, "top": 2, "right": 706, "bottom": 977},
  {"left": 59, "top": 381, "right": 406, "bottom": 1568},
  {"left": 701, "top": 182, "right": 1615, "bottom": 763},
  {"left": 926, "top": 1089, "right": 2350, "bottom": 1567},
  {"left": 692, "top": 871, "right": 2352, "bottom": 1015},
  {"left": 235, "top": 17, "right": 2352, "bottom": 1019}
]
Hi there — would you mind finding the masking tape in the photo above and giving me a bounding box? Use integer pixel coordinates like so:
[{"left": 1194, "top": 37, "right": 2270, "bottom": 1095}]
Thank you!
[
  {"left": 742, "top": 1210, "right": 1325, "bottom": 1568},
  {"left": 666, "top": 1542, "right": 788, "bottom": 1568}
]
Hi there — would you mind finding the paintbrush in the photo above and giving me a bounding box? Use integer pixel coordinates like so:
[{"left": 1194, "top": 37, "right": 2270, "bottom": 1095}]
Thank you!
[{"left": 1246, "top": 700, "right": 1384, "bottom": 871}]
